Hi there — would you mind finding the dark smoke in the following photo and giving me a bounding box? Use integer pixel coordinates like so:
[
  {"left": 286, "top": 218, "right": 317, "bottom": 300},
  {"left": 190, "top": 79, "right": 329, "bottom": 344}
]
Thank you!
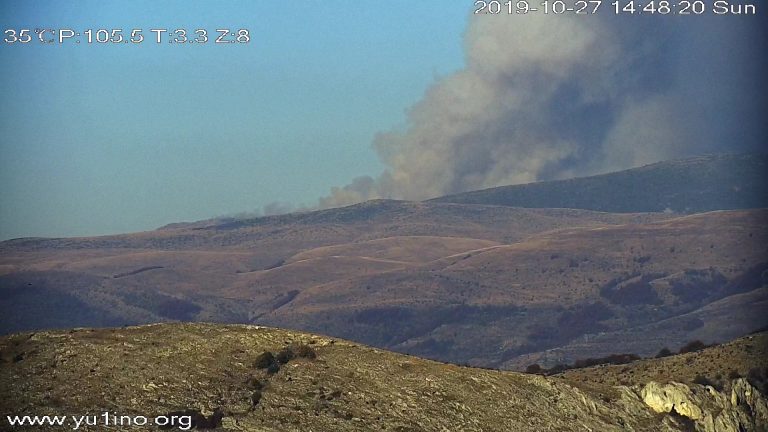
[{"left": 319, "top": 10, "right": 766, "bottom": 208}]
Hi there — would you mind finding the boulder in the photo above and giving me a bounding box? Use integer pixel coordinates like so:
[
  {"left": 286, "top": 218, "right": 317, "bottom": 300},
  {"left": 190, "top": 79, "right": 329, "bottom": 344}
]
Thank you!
[{"left": 639, "top": 379, "right": 768, "bottom": 432}]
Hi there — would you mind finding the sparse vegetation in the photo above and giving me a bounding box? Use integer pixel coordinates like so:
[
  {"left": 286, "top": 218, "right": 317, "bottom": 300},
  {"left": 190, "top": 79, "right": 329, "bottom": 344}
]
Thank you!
[
  {"left": 599, "top": 273, "right": 663, "bottom": 306},
  {"left": 2, "top": 322, "right": 767, "bottom": 432},
  {"left": 670, "top": 268, "right": 728, "bottom": 304},
  {"left": 558, "top": 332, "right": 768, "bottom": 398},
  {"left": 527, "top": 353, "right": 641, "bottom": 375},
  {"left": 254, "top": 343, "right": 317, "bottom": 375}
]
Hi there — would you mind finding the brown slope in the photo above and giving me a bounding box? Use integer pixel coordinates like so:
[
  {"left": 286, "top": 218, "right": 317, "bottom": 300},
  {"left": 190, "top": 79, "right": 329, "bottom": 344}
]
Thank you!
[
  {"left": 0, "top": 322, "right": 739, "bottom": 432},
  {"left": 265, "top": 209, "right": 768, "bottom": 311},
  {"left": 260, "top": 209, "right": 768, "bottom": 367},
  {"left": 506, "top": 286, "right": 768, "bottom": 371},
  {"left": 557, "top": 331, "right": 768, "bottom": 392},
  {"left": 222, "top": 256, "right": 411, "bottom": 321},
  {"left": 1, "top": 200, "right": 670, "bottom": 255},
  {"left": 57, "top": 250, "right": 256, "bottom": 277},
  {"left": 0, "top": 200, "right": 673, "bottom": 335},
  {"left": 286, "top": 236, "right": 500, "bottom": 264}
]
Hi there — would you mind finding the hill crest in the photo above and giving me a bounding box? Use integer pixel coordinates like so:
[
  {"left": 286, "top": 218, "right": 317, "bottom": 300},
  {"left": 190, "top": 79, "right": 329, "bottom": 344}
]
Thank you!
[{"left": 430, "top": 153, "right": 768, "bottom": 213}]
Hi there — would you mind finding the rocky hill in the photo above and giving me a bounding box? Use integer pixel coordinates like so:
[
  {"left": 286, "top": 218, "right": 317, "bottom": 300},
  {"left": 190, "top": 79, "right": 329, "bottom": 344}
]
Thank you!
[
  {"left": 1, "top": 323, "right": 766, "bottom": 431},
  {"left": 430, "top": 153, "right": 768, "bottom": 213}
]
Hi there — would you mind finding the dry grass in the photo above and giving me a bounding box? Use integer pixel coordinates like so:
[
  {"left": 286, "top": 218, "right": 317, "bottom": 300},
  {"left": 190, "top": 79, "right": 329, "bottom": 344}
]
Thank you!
[
  {"left": 558, "top": 331, "right": 768, "bottom": 392},
  {"left": 0, "top": 323, "right": 669, "bottom": 431}
]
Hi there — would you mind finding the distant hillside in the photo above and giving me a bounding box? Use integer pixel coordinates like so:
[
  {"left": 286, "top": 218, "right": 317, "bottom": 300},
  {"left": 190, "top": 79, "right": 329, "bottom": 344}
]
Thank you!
[
  {"left": 2, "top": 323, "right": 766, "bottom": 431},
  {"left": 3, "top": 208, "right": 765, "bottom": 371},
  {"left": 430, "top": 153, "right": 768, "bottom": 213},
  {"left": 1, "top": 154, "right": 767, "bottom": 375},
  {"left": 261, "top": 210, "right": 768, "bottom": 369}
]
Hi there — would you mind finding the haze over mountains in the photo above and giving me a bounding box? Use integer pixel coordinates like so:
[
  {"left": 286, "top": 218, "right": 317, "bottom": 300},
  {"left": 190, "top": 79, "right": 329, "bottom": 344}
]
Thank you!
[
  {"left": 0, "top": 153, "right": 766, "bottom": 370},
  {"left": 431, "top": 153, "right": 768, "bottom": 213}
]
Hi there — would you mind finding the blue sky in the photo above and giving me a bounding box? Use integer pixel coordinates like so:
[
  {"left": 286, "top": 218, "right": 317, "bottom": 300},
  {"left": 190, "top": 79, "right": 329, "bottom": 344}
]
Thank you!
[
  {"left": 1, "top": 2, "right": 765, "bottom": 240},
  {"left": 0, "top": 1, "right": 469, "bottom": 239}
]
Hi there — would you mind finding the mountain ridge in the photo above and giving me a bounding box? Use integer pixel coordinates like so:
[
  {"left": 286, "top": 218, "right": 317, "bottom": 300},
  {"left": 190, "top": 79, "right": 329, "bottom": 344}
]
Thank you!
[
  {"left": 430, "top": 153, "right": 768, "bottom": 213},
  {"left": 1, "top": 154, "right": 766, "bottom": 375}
]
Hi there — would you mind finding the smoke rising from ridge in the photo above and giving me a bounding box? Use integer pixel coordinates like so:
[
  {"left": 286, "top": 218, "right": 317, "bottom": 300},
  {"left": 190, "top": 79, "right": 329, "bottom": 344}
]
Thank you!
[{"left": 318, "top": 10, "right": 766, "bottom": 209}]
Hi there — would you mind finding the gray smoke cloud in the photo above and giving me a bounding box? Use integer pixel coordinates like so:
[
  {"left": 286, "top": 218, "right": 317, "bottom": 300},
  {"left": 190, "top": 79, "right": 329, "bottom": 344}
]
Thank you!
[{"left": 319, "top": 9, "right": 766, "bottom": 209}]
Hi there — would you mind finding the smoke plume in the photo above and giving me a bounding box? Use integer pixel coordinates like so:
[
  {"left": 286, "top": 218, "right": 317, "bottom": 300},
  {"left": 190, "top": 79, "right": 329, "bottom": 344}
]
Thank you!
[{"left": 319, "top": 10, "right": 766, "bottom": 208}]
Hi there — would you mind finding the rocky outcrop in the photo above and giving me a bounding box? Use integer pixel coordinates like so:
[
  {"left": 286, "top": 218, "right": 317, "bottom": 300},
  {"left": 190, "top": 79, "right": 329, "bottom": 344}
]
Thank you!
[{"left": 638, "top": 378, "right": 768, "bottom": 432}]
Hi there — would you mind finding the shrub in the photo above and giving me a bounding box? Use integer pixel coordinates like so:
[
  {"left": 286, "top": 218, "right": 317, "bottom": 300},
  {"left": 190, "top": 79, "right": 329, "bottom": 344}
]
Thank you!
[
  {"left": 546, "top": 364, "right": 569, "bottom": 375},
  {"left": 266, "top": 362, "right": 280, "bottom": 375},
  {"left": 253, "top": 344, "right": 315, "bottom": 376},
  {"left": 245, "top": 377, "right": 265, "bottom": 390},
  {"left": 251, "top": 390, "right": 262, "bottom": 406},
  {"left": 253, "top": 351, "right": 275, "bottom": 369},
  {"left": 655, "top": 347, "right": 673, "bottom": 358},
  {"left": 293, "top": 343, "right": 317, "bottom": 359},
  {"left": 678, "top": 340, "right": 708, "bottom": 354},
  {"left": 275, "top": 347, "right": 294, "bottom": 364},
  {"left": 525, "top": 364, "right": 542, "bottom": 374},
  {"left": 573, "top": 353, "right": 640, "bottom": 369},
  {"left": 693, "top": 375, "right": 715, "bottom": 387}
]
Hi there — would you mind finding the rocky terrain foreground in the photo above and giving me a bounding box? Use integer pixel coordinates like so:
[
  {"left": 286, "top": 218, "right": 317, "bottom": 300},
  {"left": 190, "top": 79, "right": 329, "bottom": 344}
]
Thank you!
[{"left": 1, "top": 324, "right": 766, "bottom": 431}]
